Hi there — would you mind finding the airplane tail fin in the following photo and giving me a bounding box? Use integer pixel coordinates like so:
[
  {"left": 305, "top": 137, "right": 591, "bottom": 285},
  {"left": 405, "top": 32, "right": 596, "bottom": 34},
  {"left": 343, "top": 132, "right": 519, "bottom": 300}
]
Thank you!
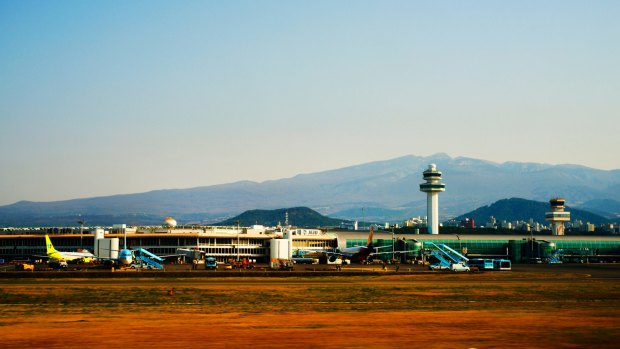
[
  {"left": 45, "top": 235, "right": 58, "bottom": 255},
  {"left": 367, "top": 227, "right": 374, "bottom": 247}
]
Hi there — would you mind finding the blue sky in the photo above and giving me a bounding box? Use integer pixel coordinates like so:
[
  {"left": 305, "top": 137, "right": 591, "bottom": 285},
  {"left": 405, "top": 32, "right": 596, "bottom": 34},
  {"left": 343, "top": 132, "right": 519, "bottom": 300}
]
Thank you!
[{"left": 1, "top": 1, "right": 619, "bottom": 205}]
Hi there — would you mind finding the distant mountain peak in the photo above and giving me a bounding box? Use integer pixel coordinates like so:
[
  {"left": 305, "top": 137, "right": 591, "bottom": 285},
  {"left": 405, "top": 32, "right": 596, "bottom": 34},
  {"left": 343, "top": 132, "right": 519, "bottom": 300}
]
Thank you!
[
  {"left": 1, "top": 155, "right": 619, "bottom": 226},
  {"left": 428, "top": 152, "right": 452, "bottom": 159}
]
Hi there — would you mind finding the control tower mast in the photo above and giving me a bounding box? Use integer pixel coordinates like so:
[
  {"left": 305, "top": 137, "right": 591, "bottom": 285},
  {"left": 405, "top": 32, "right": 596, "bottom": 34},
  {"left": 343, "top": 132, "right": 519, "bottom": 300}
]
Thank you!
[
  {"left": 545, "top": 198, "right": 570, "bottom": 236},
  {"left": 419, "top": 164, "right": 446, "bottom": 234}
]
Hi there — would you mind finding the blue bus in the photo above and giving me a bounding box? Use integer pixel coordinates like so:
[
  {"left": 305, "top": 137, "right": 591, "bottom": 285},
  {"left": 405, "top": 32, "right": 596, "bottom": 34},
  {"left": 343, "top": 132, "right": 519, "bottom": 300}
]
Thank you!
[
  {"left": 468, "top": 258, "right": 494, "bottom": 270},
  {"left": 493, "top": 259, "right": 512, "bottom": 271}
]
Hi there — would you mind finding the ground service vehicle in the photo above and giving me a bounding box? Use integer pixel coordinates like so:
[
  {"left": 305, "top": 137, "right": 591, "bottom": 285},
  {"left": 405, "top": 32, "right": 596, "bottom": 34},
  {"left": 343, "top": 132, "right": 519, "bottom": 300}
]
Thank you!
[
  {"left": 15, "top": 263, "right": 35, "bottom": 271},
  {"left": 49, "top": 261, "right": 68, "bottom": 269},
  {"left": 468, "top": 258, "right": 494, "bottom": 270},
  {"left": 228, "top": 258, "right": 255, "bottom": 269},
  {"left": 205, "top": 257, "right": 217, "bottom": 270},
  {"left": 493, "top": 259, "right": 512, "bottom": 270},
  {"left": 450, "top": 262, "right": 470, "bottom": 272},
  {"left": 274, "top": 259, "right": 294, "bottom": 271}
]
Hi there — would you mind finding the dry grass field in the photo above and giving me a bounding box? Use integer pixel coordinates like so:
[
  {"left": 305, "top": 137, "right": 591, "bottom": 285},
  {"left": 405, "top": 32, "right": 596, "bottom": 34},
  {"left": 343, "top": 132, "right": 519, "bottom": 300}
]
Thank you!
[{"left": 1, "top": 264, "right": 619, "bottom": 348}]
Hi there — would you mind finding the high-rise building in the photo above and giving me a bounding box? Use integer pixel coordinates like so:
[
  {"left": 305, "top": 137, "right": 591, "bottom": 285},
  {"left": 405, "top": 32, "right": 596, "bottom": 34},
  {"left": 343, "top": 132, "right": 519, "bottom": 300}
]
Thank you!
[{"left": 419, "top": 164, "right": 445, "bottom": 234}]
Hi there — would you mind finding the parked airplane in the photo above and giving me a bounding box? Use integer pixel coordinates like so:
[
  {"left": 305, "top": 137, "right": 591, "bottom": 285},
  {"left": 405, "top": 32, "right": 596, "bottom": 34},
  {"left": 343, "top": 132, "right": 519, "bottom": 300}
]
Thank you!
[
  {"left": 102, "top": 230, "right": 178, "bottom": 269},
  {"left": 44, "top": 235, "right": 95, "bottom": 263},
  {"left": 100, "top": 231, "right": 139, "bottom": 267},
  {"left": 44, "top": 233, "right": 165, "bottom": 269},
  {"left": 42, "top": 232, "right": 133, "bottom": 267},
  {"left": 308, "top": 227, "right": 396, "bottom": 263},
  {"left": 102, "top": 248, "right": 134, "bottom": 267}
]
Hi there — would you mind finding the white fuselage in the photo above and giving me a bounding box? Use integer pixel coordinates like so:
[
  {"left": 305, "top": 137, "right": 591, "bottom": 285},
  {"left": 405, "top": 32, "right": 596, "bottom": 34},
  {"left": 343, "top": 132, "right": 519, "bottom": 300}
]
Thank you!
[
  {"left": 118, "top": 249, "right": 134, "bottom": 265},
  {"left": 53, "top": 250, "right": 95, "bottom": 261}
]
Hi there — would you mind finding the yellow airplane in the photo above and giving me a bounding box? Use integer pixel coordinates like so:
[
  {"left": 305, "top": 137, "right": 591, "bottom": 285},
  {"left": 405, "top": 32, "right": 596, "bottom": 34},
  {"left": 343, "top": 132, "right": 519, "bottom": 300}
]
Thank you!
[{"left": 45, "top": 235, "right": 95, "bottom": 263}]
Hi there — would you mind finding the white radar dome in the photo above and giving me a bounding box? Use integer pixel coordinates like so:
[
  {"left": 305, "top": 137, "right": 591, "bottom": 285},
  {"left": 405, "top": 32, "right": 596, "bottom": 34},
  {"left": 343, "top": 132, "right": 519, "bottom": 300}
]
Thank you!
[{"left": 164, "top": 217, "right": 177, "bottom": 227}]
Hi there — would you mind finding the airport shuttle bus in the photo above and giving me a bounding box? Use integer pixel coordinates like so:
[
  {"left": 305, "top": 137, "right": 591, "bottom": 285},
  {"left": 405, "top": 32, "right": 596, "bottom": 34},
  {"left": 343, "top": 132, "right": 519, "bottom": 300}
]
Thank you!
[
  {"left": 468, "top": 258, "right": 494, "bottom": 270},
  {"left": 493, "top": 259, "right": 512, "bottom": 271},
  {"left": 469, "top": 258, "right": 511, "bottom": 271}
]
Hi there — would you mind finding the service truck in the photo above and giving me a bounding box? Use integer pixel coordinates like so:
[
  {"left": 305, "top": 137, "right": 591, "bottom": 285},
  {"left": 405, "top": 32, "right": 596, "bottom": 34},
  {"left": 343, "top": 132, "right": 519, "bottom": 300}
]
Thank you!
[
  {"left": 15, "top": 262, "right": 35, "bottom": 271},
  {"left": 205, "top": 257, "right": 218, "bottom": 270}
]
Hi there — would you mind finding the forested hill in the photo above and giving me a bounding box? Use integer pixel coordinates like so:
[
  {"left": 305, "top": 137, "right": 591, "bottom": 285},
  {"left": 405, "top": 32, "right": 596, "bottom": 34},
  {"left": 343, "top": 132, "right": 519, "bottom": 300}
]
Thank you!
[
  {"left": 452, "top": 198, "right": 609, "bottom": 225},
  {"left": 216, "top": 207, "right": 350, "bottom": 227}
]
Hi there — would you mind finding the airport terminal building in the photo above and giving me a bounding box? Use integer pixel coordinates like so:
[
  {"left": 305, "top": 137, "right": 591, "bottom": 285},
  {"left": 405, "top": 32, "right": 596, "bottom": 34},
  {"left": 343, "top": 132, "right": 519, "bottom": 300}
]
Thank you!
[{"left": 1, "top": 226, "right": 620, "bottom": 264}]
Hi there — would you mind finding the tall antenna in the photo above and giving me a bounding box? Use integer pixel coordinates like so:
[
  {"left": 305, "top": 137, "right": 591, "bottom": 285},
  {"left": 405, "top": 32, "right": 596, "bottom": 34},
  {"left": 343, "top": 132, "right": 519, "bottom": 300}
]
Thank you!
[
  {"left": 285, "top": 210, "right": 289, "bottom": 227},
  {"left": 77, "top": 218, "right": 85, "bottom": 249},
  {"left": 362, "top": 207, "right": 365, "bottom": 230}
]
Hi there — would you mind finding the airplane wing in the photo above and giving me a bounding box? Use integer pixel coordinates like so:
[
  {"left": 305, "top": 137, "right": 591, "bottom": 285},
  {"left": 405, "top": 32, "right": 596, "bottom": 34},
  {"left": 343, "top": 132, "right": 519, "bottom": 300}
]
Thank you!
[
  {"left": 296, "top": 248, "right": 343, "bottom": 257},
  {"left": 134, "top": 248, "right": 187, "bottom": 259},
  {"left": 369, "top": 250, "right": 410, "bottom": 256},
  {"left": 157, "top": 253, "right": 187, "bottom": 258},
  {"left": 322, "top": 251, "right": 348, "bottom": 257}
]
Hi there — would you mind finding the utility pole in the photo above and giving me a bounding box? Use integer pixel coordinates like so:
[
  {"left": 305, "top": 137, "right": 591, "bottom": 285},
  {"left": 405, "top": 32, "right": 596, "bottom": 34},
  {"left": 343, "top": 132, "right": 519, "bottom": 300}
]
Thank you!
[
  {"left": 78, "top": 219, "right": 85, "bottom": 249},
  {"left": 362, "top": 207, "right": 365, "bottom": 230},
  {"left": 236, "top": 220, "right": 240, "bottom": 262},
  {"left": 530, "top": 229, "right": 534, "bottom": 258},
  {"left": 392, "top": 226, "right": 395, "bottom": 261}
]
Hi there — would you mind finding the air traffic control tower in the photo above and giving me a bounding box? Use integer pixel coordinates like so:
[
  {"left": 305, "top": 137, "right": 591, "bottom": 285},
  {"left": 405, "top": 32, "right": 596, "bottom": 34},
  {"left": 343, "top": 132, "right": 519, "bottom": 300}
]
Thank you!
[
  {"left": 419, "top": 164, "right": 446, "bottom": 234},
  {"left": 546, "top": 198, "right": 570, "bottom": 236}
]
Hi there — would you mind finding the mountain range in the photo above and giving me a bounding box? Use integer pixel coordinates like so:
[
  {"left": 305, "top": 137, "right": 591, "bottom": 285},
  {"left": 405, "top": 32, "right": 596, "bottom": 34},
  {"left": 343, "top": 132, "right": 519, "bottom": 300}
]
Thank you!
[{"left": 1, "top": 153, "right": 619, "bottom": 227}]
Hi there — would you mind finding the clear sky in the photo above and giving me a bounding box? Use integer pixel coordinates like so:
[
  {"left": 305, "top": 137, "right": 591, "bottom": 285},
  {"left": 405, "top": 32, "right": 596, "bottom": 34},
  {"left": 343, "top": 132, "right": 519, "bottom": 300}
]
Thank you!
[{"left": 1, "top": 1, "right": 619, "bottom": 206}]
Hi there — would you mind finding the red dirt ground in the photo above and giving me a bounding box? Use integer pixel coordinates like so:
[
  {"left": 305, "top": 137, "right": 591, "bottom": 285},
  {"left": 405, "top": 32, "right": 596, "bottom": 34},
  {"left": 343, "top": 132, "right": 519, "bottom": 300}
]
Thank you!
[{"left": 1, "top": 265, "right": 619, "bottom": 348}]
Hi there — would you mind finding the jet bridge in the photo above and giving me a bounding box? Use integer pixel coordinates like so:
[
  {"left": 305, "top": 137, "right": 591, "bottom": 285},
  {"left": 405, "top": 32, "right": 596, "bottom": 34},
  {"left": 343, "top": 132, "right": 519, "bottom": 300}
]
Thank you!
[
  {"left": 547, "top": 249, "right": 564, "bottom": 264},
  {"left": 425, "top": 242, "right": 469, "bottom": 270},
  {"left": 429, "top": 250, "right": 452, "bottom": 269},
  {"left": 133, "top": 248, "right": 164, "bottom": 269},
  {"left": 426, "top": 242, "right": 469, "bottom": 263}
]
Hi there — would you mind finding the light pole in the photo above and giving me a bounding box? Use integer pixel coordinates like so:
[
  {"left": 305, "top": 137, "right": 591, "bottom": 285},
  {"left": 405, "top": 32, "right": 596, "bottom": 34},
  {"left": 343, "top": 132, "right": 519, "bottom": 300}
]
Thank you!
[
  {"left": 391, "top": 226, "right": 395, "bottom": 261},
  {"left": 362, "top": 207, "right": 365, "bottom": 231},
  {"left": 77, "top": 220, "right": 85, "bottom": 249},
  {"left": 456, "top": 234, "right": 461, "bottom": 254},
  {"left": 530, "top": 228, "right": 534, "bottom": 258},
  {"left": 236, "top": 220, "right": 240, "bottom": 262}
]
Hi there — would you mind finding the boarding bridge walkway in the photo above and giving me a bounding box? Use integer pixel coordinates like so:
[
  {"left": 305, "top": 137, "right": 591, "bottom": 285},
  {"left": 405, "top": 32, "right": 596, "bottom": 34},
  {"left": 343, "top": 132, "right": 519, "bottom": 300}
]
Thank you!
[
  {"left": 134, "top": 248, "right": 164, "bottom": 269},
  {"left": 548, "top": 249, "right": 564, "bottom": 264},
  {"left": 430, "top": 250, "right": 452, "bottom": 269},
  {"left": 426, "top": 242, "right": 469, "bottom": 264}
]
